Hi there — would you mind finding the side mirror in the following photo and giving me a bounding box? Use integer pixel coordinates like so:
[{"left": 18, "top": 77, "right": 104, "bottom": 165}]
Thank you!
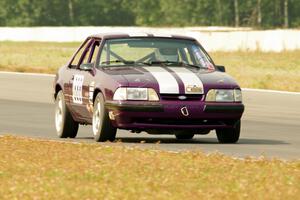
[
  {"left": 216, "top": 65, "right": 226, "bottom": 72},
  {"left": 79, "top": 63, "right": 93, "bottom": 71}
]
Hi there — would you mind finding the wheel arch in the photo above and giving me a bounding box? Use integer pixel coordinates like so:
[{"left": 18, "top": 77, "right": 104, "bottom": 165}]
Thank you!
[
  {"left": 54, "top": 84, "right": 63, "bottom": 99},
  {"left": 93, "top": 88, "right": 103, "bottom": 103}
]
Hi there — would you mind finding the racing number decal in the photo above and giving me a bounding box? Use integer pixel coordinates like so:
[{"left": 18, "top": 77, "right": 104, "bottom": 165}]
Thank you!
[{"left": 72, "top": 75, "right": 84, "bottom": 104}]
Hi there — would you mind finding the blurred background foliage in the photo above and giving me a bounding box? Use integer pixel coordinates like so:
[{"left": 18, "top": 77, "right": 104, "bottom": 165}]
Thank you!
[{"left": 0, "top": 0, "right": 299, "bottom": 28}]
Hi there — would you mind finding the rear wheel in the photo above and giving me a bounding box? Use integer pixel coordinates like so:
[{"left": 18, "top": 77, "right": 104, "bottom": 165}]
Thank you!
[
  {"left": 92, "top": 93, "right": 117, "bottom": 142},
  {"left": 55, "top": 90, "right": 78, "bottom": 138},
  {"left": 216, "top": 120, "right": 240, "bottom": 143},
  {"left": 175, "top": 131, "right": 194, "bottom": 140}
]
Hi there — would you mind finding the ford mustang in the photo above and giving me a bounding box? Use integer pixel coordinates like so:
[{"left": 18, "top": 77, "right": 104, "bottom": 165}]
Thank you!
[{"left": 54, "top": 33, "right": 244, "bottom": 143}]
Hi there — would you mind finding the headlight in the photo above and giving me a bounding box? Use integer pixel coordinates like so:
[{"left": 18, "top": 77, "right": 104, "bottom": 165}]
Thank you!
[
  {"left": 205, "top": 89, "right": 242, "bottom": 102},
  {"left": 113, "top": 88, "right": 159, "bottom": 101},
  {"left": 127, "top": 88, "right": 148, "bottom": 100},
  {"left": 113, "top": 88, "right": 127, "bottom": 100},
  {"left": 234, "top": 89, "right": 242, "bottom": 102}
]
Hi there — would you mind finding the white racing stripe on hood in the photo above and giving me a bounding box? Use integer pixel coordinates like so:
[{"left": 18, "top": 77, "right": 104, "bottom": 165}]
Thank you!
[
  {"left": 143, "top": 67, "right": 179, "bottom": 94},
  {"left": 169, "top": 67, "right": 204, "bottom": 94}
]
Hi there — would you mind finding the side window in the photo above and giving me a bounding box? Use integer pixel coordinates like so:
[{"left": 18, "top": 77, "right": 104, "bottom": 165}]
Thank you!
[
  {"left": 82, "top": 40, "right": 100, "bottom": 65},
  {"left": 99, "top": 46, "right": 107, "bottom": 65},
  {"left": 99, "top": 42, "right": 111, "bottom": 65},
  {"left": 69, "top": 39, "right": 91, "bottom": 68},
  {"left": 183, "top": 47, "right": 193, "bottom": 64},
  {"left": 81, "top": 46, "right": 92, "bottom": 64}
]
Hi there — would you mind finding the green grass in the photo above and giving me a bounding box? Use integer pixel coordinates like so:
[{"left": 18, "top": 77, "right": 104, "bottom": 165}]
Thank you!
[
  {"left": 0, "top": 135, "right": 299, "bottom": 199},
  {"left": 0, "top": 41, "right": 79, "bottom": 73},
  {"left": 210, "top": 51, "right": 300, "bottom": 92},
  {"left": 0, "top": 41, "right": 299, "bottom": 91}
]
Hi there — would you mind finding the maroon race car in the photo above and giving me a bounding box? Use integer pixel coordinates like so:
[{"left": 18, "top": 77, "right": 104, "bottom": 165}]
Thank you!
[{"left": 54, "top": 33, "right": 244, "bottom": 143}]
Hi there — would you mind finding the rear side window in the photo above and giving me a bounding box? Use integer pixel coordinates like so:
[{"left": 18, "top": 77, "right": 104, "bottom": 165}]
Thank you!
[
  {"left": 69, "top": 39, "right": 92, "bottom": 68},
  {"left": 82, "top": 40, "right": 101, "bottom": 65}
]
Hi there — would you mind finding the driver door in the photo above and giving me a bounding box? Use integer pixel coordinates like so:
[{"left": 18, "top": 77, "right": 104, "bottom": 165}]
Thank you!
[{"left": 67, "top": 38, "right": 100, "bottom": 122}]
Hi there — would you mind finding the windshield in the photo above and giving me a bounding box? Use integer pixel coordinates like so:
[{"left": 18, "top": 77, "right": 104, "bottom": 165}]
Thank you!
[{"left": 98, "top": 38, "right": 214, "bottom": 69}]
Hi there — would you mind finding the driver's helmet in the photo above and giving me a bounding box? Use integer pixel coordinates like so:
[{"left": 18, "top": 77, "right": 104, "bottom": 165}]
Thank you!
[{"left": 154, "top": 47, "right": 179, "bottom": 62}]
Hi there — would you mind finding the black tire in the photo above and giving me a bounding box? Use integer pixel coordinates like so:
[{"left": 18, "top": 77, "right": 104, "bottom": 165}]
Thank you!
[
  {"left": 175, "top": 131, "right": 195, "bottom": 140},
  {"left": 92, "top": 93, "right": 117, "bottom": 142},
  {"left": 216, "top": 120, "right": 241, "bottom": 143},
  {"left": 55, "top": 90, "right": 79, "bottom": 138},
  {"left": 198, "top": 130, "right": 210, "bottom": 135}
]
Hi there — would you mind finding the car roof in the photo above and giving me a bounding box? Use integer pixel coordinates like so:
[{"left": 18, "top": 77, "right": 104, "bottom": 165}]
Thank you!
[{"left": 88, "top": 32, "right": 196, "bottom": 41}]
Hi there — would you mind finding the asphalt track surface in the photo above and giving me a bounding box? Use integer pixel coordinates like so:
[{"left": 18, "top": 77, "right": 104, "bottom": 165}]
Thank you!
[{"left": 0, "top": 72, "right": 299, "bottom": 159}]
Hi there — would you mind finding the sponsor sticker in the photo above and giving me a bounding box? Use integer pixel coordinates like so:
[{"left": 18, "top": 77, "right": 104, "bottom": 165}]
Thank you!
[
  {"left": 191, "top": 45, "right": 214, "bottom": 70},
  {"left": 186, "top": 85, "right": 203, "bottom": 93},
  {"left": 72, "top": 74, "right": 84, "bottom": 104},
  {"left": 192, "top": 45, "right": 207, "bottom": 67},
  {"left": 168, "top": 67, "right": 204, "bottom": 94}
]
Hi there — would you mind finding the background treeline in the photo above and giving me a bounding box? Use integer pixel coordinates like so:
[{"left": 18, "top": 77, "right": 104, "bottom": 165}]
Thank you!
[{"left": 0, "top": 0, "right": 299, "bottom": 28}]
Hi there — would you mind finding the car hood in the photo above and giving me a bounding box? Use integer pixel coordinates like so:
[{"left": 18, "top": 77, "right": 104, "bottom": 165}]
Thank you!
[{"left": 102, "top": 66, "right": 240, "bottom": 94}]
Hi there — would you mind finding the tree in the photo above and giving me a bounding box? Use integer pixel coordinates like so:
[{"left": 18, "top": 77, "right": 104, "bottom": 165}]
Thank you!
[
  {"left": 257, "top": 0, "right": 262, "bottom": 27},
  {"left": 0, "top": 0, "right": 6, "bottom": 26},
  {"left": 68, "top": 0, "right": 74, "bottom": 25},
  {"left": 234, "top": 0, "right": 240, "bottom": 27},
  {"left": 284, "top": 0, "right": 289, "bottom": 28},
  {"left": 0, "top": 0, "right": 299, "bottom": 28},
  {"left": 132, "top": 0, "right": 162, "bottom": 26},
  {"left": 290, "top": 0, "right": 300, "bottom": 27}
]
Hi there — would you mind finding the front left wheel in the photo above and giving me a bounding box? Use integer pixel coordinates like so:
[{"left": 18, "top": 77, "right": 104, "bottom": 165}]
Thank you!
[
  {"left": 92, "top": 93, "right": 117, "bottom": 142},
  {"left": 55, "top": 90, "right": 79, "bottom": 138}
]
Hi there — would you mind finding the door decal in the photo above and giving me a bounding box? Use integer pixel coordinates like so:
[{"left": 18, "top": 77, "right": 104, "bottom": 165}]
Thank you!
[
  {"left": 72, "top": 75, "right": 84, "bottom": 104},
  {"left": 89, "top": 81, "right": 95, "bottom": 104}
]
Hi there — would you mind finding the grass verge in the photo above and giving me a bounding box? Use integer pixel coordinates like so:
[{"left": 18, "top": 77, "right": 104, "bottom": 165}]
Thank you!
[
  {"left": 0, "top": 135, "right": 299, "bottom": 199},
  {"left": 0, "top": 41, "right": 299, "bottom": 92}
]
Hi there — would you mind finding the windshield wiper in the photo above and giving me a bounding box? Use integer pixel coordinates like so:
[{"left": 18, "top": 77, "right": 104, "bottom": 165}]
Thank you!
[
  {"left": 101, "top": 60, "right": 135, "bottom": 65},
  {"left": 101, "top": 60, "right": 207, "bottom": 69},
  {"left": 134, "top": 61, "right": 152, "bottom": 66},
  {"left": 179, "top": 62, "right": 207, "bottom": 70},
  {"left": 145, "top": 60, "right": 207, "bottom": 69}
]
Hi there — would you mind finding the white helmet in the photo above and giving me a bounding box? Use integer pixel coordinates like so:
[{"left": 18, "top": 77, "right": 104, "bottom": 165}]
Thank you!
[{"left": 155, "top": 48, "right": 178, "bottom": 62}]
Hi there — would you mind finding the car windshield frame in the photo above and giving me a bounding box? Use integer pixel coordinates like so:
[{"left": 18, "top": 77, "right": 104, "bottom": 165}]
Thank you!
[{"left": 96, "top": 37, "right": 215, "bottom": 70}]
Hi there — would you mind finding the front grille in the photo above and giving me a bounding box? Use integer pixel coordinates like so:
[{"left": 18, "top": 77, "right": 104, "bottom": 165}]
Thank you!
[{"left": 160, "top": 94, "right": 203, "bottom": 101}]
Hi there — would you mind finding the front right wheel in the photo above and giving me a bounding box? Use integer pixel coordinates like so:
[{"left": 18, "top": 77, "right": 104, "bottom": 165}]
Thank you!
[
  {"left": 92, "top": 93, "right": 117, "bottom": 142},
  {"left": 216, "top": 120, "right": 241, "bottom": 143}
]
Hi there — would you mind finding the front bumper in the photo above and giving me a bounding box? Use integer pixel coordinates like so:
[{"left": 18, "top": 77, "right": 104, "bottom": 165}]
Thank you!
[
  {"left": 105, "top": 102, "right": 163, "bottom": 112},
  {"left": 105, "top": 101, "right": 244, "bottom": 130}
]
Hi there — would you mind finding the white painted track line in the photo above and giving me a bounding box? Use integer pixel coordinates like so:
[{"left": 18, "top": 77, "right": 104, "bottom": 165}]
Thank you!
[
  {"left": 0, "top": 71, "right": 55, "bottom": 77},
  {"left": 242, "top": 88, "right": 300, "bottom": 95}
]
